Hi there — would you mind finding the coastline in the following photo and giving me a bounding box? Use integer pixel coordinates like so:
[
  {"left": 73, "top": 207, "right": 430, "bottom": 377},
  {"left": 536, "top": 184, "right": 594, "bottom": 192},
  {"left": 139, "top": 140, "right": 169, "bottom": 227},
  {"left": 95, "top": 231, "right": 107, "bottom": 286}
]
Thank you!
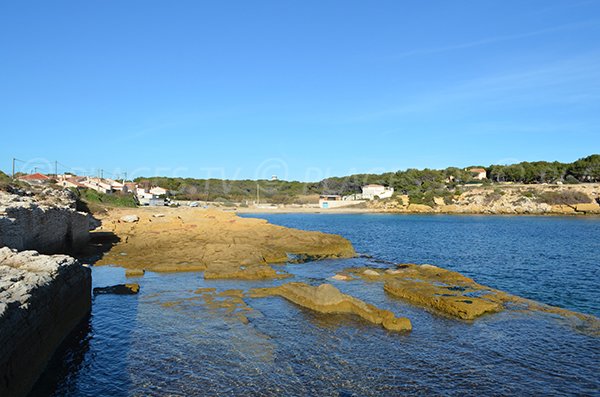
[{"left": 235, "top": 206, "right": 600, "bottom": 216}]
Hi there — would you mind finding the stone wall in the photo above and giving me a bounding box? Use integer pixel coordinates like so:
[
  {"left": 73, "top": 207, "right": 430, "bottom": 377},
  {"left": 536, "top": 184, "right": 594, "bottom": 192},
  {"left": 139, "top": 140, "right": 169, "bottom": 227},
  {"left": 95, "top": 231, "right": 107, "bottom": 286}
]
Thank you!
[
  {"left": 0, "top": 189, "right": 91, "bottom": 253},
  {"left": 0, "top": 248, "right": 92, "bottom": 397}
]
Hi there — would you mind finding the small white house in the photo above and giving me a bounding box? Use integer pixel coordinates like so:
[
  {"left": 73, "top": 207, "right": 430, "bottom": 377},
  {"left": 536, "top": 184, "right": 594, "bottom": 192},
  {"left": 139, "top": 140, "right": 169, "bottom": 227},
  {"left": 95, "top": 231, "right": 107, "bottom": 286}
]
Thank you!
[
  {"left": 82, "top": 177, "right": 113, "bottom": 194},
  {"left": 361, "top": 184, "right": 394, "bottom": 200},
  {"left": 468, "top": 168, "right": 487, "bottom": 180}
]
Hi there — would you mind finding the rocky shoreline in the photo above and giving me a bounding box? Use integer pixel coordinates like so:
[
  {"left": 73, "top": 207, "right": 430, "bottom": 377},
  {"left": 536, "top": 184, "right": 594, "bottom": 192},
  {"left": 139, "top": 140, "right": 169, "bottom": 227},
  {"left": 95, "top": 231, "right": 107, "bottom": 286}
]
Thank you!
[
  {"left": 92, "top": 207, "right": 356, "bottom": 278},
  {"left": 1, "top": 185, "right": 599, "bottom": 396}
]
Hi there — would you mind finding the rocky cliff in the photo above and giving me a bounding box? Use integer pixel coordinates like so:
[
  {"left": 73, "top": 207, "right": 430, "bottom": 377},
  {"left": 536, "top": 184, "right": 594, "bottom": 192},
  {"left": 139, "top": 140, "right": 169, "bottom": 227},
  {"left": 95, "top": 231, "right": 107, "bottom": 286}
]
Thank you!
[
  {"left": 0, "top": 248, "right": 92, "bottom": 397},
  {"left": 0, "top": 188, "right": 92, "bottom": 253}
]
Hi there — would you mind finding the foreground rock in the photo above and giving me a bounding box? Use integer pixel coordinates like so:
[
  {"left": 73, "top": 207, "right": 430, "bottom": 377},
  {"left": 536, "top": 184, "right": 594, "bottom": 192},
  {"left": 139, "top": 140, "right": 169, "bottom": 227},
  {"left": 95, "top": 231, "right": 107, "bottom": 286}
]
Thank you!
[
  {"left": 94, "top": 208, "right": 355, "bottom": 277},
  {"left": 249, "top": 282, "right": 412, "bottom": 332},
  {"left": 0, "top": 189, "right": 92, "bottom": 253},
  {"left": 344, "top": 264, "right": 600, "bottom": 334},
  {"left": 0, "top": 248, "right": 91, "bottom": 397}
]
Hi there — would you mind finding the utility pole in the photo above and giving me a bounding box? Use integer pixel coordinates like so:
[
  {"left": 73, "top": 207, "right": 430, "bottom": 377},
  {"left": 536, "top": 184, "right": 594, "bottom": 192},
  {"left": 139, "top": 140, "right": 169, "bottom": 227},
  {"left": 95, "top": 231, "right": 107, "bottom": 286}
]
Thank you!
[
  {"left": 100, "top": 169, "right": 104, "bottom": 179},
  {"left": 12, "top": 158, "right": 15, "bottom": 179},
  {"left": 54, "top": 160, "right": 58, "bottom": 177},
  {"left": 256, "top": 183, "right": 260, "bottom": 205},
  {"left": 122, "top": 171, "right": 127, "bottom": 184}
]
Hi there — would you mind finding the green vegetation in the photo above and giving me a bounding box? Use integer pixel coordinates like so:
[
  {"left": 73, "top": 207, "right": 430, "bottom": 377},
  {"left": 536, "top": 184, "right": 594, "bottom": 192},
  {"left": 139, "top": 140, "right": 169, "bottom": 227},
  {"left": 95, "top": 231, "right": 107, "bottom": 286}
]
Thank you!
[
  {"left": 132, "top": 155, "right": 599, "bottom": 204},
  {"left": 488, "top": 155, "right": 600, "bottom": 183},
  {"left": 71, "top": 188, "right": 137, "bottom": 212},
  {"left": 536, "top": 191, "right": 591, "bottom": 206},
  {"left": 0, "top": 171, "right": 11, "bottom": 191}
]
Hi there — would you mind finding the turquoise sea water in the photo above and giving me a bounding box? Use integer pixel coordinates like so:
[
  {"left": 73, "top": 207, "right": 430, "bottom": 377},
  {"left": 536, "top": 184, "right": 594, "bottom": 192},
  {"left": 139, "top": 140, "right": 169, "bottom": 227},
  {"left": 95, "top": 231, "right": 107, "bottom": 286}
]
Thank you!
[{"left": 31, "top": 214, "right": 600, "bottom": 396}]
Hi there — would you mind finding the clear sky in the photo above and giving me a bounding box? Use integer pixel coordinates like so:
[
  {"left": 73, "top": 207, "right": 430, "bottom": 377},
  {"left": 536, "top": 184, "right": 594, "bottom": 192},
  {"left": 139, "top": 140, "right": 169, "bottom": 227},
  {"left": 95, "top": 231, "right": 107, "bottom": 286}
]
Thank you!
[{"left": 1, "top": 1, "right": 599, "bottom": 181}]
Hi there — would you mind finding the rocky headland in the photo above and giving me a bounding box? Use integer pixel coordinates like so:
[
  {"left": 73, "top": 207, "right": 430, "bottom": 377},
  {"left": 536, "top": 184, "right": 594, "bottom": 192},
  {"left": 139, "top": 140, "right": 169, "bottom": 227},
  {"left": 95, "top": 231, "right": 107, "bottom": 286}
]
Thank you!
[
  {"left": 368, "top": 183, "right": 600, "bottom": 215},
  {"left": 0, "top": 248, "right": 91, "bottom": 397}
]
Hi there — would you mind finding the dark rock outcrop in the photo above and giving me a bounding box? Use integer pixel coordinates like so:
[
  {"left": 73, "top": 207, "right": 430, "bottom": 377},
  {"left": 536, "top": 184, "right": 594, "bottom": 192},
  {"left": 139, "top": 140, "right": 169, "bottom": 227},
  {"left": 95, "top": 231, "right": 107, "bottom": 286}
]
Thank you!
[{"left": 93, "top": 283, "right": 140, "bottom": 295}]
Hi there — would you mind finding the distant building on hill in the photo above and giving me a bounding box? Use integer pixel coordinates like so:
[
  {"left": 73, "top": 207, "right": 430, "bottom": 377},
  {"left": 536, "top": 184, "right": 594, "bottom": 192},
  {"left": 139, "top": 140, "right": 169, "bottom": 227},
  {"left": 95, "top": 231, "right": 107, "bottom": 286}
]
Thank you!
[
  {"left": 149, "top": 186, "right": 168, "bottom": 196},
  {"left": 17, "top": 173, "right": 50, "bottom": 185},
  {"left": 361, "top": 184, "right": 394, "bottom": 200},
  {"left": 468, "top": 168, "right": 487, "bottom": 180}
]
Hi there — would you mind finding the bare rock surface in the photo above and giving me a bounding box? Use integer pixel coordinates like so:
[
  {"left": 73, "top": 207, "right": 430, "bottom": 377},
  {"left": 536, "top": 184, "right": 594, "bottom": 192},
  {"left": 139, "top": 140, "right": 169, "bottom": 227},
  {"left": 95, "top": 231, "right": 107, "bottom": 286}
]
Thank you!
[
  {"left": 94, "top": 207, "right": 355, "bottom": 276},
  {"left": 0, "top": 247, "right": 91, "bottom": 397},
  {"left": 249, "top": 282, "right": 412, "bottom": 332},
  {"left": 0, "top": 189, "right": 92, "bottom": 254}
]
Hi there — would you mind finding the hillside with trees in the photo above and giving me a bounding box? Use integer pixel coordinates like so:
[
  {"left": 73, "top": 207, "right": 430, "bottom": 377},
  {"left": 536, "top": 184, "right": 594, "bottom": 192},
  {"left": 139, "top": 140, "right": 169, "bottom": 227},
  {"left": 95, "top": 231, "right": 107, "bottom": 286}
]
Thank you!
[{"left": 134, "top": 155, "right": 599, "bottom": 204}]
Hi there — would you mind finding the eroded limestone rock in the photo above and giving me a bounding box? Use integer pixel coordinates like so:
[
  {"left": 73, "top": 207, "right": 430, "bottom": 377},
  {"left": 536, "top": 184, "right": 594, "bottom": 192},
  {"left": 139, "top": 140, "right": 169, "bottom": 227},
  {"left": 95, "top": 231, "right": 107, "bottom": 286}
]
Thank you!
[
  {"left": 120, "top": 215, "right": 139, "bottom": 223},
  {"left": 0, "top": 190, "right": 91, "bottom": 254},
  {"left": 0, "top": 248, "right": 91, "bottom": 397},
  {"left": 249, "top": 282, "right": 411, "bottom": 332}
]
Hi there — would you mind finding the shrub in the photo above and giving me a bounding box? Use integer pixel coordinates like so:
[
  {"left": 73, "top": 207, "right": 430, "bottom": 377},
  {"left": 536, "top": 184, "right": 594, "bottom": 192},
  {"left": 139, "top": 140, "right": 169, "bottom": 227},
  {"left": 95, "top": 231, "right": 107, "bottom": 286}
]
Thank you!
[
  {"left": 74, "top": 188, "right": 137, "bottom": 209},
  {"left": 564, "top": 175, "right": 580, "bottom": 184},
  {"left": 521, "top": 189, "right": 535, "bottom": 198},
  {"left": 483, "top": 192, "right": 503, "bottom": 205},
  {"left": 536, "top": 191, "right": 590, "bottom": 205}
]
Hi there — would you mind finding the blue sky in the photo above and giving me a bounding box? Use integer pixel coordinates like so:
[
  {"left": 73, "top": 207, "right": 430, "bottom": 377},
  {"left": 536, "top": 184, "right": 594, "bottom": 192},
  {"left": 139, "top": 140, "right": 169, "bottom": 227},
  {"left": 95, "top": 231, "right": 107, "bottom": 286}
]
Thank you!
[{"left": 1, "top": 0, "right": 599, "bottom": 181}]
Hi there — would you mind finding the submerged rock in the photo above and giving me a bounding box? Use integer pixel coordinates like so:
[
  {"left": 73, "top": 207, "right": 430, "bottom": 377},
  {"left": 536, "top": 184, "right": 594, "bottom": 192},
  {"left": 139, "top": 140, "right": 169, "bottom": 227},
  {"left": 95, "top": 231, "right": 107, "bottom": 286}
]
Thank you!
[
  {"left": 93, "top": 283, "right": 140, "bottom": 295},
  {"left": 348, "top": 264, "right": 600, "bottom": 334},
  {"left": 0, "top": 248, "right": 91, "bottom": 397},
  {"left": 249, "top": 282, "right": 411, "bottom": 332},
  {"left": 203, "top": 263, "right": 290, "bottom": 280},
  {"left": 125, "top": 269, "right": 145, "bottom": 277},
  {"left": 331, "top": 274, "right": 353, "bottom": 281}
]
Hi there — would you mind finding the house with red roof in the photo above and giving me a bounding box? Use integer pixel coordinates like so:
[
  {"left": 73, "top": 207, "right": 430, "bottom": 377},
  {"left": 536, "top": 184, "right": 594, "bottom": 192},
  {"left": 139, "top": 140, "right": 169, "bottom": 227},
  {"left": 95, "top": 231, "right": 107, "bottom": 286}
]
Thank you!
[{"left": 17, "top": 173, "right": 50, "bottom": 184}]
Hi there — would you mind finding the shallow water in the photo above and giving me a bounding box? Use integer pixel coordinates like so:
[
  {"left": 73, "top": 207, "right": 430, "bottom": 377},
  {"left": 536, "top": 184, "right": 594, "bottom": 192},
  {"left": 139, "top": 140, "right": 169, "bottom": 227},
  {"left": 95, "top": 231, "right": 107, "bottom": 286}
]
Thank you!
[{"left": 31, "top": 214, "right": 600, "bottom": 396}]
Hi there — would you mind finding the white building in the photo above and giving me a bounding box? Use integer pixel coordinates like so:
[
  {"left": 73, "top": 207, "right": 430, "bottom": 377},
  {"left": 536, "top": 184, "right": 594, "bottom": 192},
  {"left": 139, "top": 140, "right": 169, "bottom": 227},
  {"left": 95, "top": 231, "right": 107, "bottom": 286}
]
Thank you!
[
  {"left": 361, "top": 184, "right": 394, "bottom": 200},
  {"left": 468, "top": 168, "right": 487, "bottom": 180},
  {"left": 149, "top": 186, "right": 168, "bottom": 196},
  {"left": 82, "top": 177, "right": 114, "bottom": 194},
  {"left": 319, "top": 195, "right": 366, "bottom": 209}
]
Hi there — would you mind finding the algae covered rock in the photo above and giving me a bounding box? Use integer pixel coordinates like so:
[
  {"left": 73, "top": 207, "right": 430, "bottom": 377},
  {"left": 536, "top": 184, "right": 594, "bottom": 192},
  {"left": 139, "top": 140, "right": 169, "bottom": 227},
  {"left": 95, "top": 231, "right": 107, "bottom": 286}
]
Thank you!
[
  {"left": 348, "top": 264, "right": 600, "bottom": 334},
  {"left": 250, "top": 282, "right": 411, "bottom": 332},
  {"left": 350, "top": 265, "right": 503, "bottom": 320},
  {"left": 125, "top": 269, "right": 145, "bottom": 277}
]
